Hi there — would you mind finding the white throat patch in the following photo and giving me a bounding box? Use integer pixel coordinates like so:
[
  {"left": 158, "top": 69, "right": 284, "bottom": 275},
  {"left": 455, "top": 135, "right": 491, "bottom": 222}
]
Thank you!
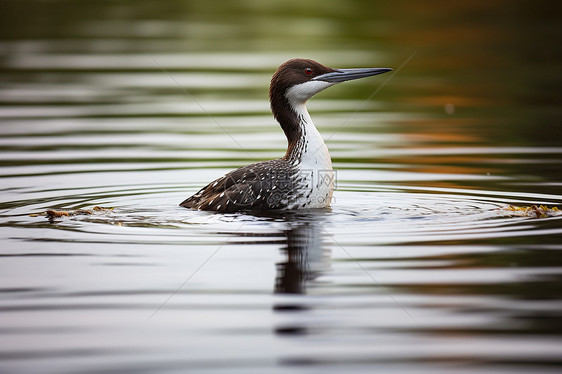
[{"left": 285, "top": 80, "right": 335, "bottom": 105}]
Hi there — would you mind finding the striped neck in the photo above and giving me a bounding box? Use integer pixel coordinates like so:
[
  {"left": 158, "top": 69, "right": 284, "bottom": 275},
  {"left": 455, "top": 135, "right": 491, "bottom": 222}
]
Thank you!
[{"left": 284, "top": 102, "right": 331, "bottom": 168}]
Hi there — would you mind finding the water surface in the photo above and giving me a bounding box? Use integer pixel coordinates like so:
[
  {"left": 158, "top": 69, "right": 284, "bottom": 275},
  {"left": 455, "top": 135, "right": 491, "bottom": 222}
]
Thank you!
[{"left": 1, "top": 1, "right": 562, "bottom": 373}]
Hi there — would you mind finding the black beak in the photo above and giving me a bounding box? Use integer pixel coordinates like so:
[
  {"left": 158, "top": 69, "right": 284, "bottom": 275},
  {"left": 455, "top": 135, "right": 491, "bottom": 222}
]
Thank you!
[{"left": 313, "top": 67, "right": 392, "bottom": 83}]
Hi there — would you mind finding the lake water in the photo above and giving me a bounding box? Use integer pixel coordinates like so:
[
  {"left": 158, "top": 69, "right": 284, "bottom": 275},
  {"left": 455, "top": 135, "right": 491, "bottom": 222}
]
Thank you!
[{"left": 1, "top": 1, "right": 561, "bottom": 373}]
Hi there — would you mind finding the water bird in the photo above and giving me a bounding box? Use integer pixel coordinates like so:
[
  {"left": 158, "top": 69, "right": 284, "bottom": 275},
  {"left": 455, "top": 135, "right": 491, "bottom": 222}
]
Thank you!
[{"left": 180, "top": 58, "right": 392, "bottom": 213}]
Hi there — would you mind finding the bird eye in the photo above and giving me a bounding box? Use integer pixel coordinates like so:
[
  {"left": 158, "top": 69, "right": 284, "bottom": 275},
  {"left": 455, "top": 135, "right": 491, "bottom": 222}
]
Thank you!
[{"left": 304, "top": 67, "right": 313, "bottom": 76}]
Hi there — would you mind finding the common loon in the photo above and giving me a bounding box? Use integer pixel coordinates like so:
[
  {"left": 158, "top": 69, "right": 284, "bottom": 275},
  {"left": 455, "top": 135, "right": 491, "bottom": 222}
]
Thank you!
[{"left": 180, "top": 58, "right": 392, "bottom": 213}]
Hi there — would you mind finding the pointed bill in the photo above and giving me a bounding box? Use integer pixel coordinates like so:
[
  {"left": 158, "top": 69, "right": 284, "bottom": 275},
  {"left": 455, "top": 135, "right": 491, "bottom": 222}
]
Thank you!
[{"left": 312, "top": 67, "right": 392, "bottom": 83}]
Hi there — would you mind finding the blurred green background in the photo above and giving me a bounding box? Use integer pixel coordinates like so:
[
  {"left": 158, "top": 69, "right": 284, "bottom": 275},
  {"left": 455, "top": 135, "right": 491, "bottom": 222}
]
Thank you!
[
  {"left": 1, "top": 0, "right": 561, "bottom": 183},
  {"left": 2, "top": 0, "right": 560, "bottom": 137}
]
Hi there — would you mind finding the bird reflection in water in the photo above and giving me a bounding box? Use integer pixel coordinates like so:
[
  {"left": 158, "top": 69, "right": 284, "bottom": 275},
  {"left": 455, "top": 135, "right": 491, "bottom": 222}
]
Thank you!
[
  {"left": 274, "top": 218, "right": 329, "bottom": 295},
  {"left": 217, "top": 210, "right": 330, "bottom": 335},
  {"left": 267, "top": 212, "right": 331, "bottom": 337},
  {"left": 239, "top": 210, "right": 330, "bottom": 298}
]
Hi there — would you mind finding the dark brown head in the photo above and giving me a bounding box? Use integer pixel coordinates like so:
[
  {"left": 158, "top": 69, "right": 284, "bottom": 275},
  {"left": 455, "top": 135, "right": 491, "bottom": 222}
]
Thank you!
[
  {"left": 269, "top": 59, "right": 335, "bottom": 106},
  {"left": 269, "top": 58, "right": 392, "bottom": 146}
]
